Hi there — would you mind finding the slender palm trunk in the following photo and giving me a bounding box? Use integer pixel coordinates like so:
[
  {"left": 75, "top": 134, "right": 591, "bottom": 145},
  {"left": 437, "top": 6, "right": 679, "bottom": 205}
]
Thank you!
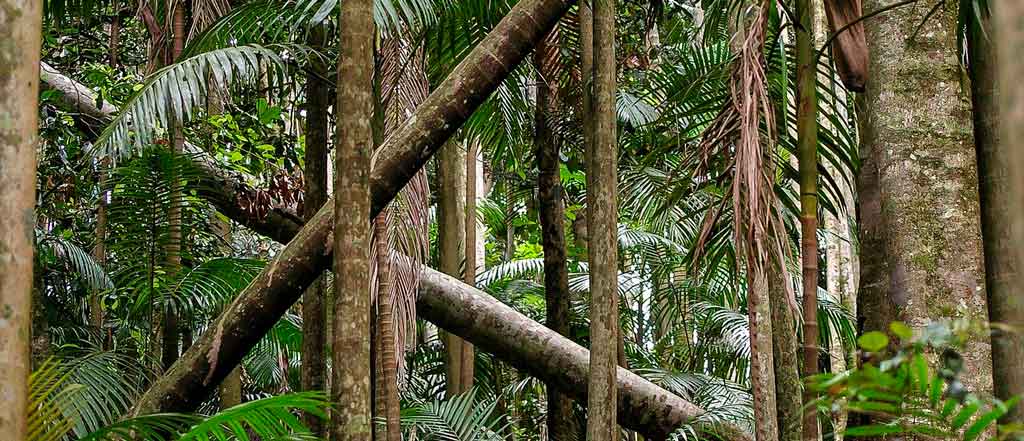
[
  {"left": 0, "top": 0, "right": 42, "bottom": 434},
  {"left": 586, "top": 0, "right": 619, "bottom": 436},
  {"left": 163, "top": 0, "right": 188, "bottom": 371},
  {"left": 374, "top": 215, "right": 401, "bottom": 441},
  {"left": 460, "top": 141, "right": 478, "bottom": 392},
  {"left": 796, "top": 0, "right": 820, "bottom": 437},
  {"left": 534, "top": 26, "right": 575, "bottom": 441},
  {"left": 332, "top": 0, "right": 375, "bottom": 434},
  {"left": 987, "top": 0, "right": 1024, "bottom": 425},
  {"left": 109, "top": 0, "right": 121, "bottom": 67},
  {"left": 301, "top": 24, "right": 331, "bottom": 437},
  {"left": 92, "top": 157, "right": 109, "bottom": 339}
]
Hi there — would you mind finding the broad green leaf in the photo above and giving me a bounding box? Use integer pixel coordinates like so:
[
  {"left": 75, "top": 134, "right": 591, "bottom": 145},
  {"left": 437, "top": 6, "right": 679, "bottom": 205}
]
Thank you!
[
  {"left": 890, "top": 321, "right": 913, "bottom": 340},
  {"left": 858, "top": 331, "right": 889, "bottom": 352}
]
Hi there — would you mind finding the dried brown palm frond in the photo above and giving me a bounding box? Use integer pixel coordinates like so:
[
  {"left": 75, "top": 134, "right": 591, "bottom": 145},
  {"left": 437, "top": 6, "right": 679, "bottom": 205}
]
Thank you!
[
  {"left": 369, "top": 35, "right": 432, "bottom": 384},
  {"left": 691, "top": 0, "right": 795, "bottom": 314}
]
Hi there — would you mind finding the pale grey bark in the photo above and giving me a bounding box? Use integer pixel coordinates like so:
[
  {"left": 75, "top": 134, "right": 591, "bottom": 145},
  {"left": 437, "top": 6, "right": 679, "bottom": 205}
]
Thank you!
[{"left": 0, "top": 0, "right": 42, "bottom": 436}]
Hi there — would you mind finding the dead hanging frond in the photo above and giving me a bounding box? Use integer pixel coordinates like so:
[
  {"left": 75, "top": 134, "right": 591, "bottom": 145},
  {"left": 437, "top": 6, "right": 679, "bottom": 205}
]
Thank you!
[
  {"left": 691, "top": 0, "right": 795, "bottom": 313},
  {"left": 369, "top": 35, "right": 432, "bottom": 385}
]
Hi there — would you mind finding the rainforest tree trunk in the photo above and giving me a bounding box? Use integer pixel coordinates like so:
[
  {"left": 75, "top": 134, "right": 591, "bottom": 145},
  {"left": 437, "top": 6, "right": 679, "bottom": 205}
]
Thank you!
[
  {"left": 796, "top": 0, "right": 820, "bottom": 437},
  {"left": 332, "top": 0, "right": 375, "bottom": 434},
  {"left": 0, "top": 0, "right": 41, "bottom": 434},
  {"left": 768, "top": 261, "right": 802, "bottom": 441},
  {"left": 163, "top": 0, "right": 188, "bottom": 371},
  {"left": 990, "top": 0, "right": 1024, "bottom": 425},
  {"left": 857, "top": 0, "right": 992, "bottom": 409},
  {"left": 534, "top": 26, "right": 576, "bottom": 441},
  {"left": 300, "top": 24, "right": 331, "bottom": 437},
  {"left": 460, "top": 140, "right": 478, "bottom": 393},
  {"left": 586, "top": 0, "right": 619, "bottom": 436},
  {"left": 438, "top": 139, "right": 468, "bottom": 397}
]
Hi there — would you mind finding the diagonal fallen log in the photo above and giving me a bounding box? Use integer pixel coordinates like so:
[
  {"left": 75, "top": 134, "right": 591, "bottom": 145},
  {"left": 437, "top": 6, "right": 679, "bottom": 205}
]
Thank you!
[
  {"left": 41, "top": 21, "right": 752, "bottom": 441},
  {"left": 132, "top": 0, "right": 579, "bottom": 416}
]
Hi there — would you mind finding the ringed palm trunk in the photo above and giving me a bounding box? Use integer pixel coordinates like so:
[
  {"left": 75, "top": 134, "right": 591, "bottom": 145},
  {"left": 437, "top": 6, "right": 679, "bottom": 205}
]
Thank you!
[
  {"left": 534, "top": 26, "right": 576, "bottom": 441},
  {"left": 374, "top": 214, "right": 401, "bottom": 441},
  {"left": 460, "top": 140, "right": 478, "bottom": 393},
  {"left": 984, "top": 0, "right": 1024, "bottom": 425},
  {"left": 586, "top": 0, "right": 619, "bottom": 437},
  {"left": 0, "top": 0, "right": 42, "bottom": 435},
  {"left": 332, "top": 0, "right": 375, "bottom": 435},
  {"left": 439, "top": 139, "right": 468, "bottom": 397},
  {"left": 795, "top": 0, "right": 820, "bottom": 437}
]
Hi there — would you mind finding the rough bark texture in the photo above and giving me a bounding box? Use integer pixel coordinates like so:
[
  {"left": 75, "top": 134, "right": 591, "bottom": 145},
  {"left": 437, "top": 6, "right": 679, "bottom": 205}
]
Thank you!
[
  {"left": 300, "top": 24, "right": 330, "bottom": 438},
  {"left": 990, "top": 0, "right": 1024, "bottom": 425},
  {"left": 822, "top": 0, "right": 868, "bottom": 91},
  {"left": 796, "top": 0, "right": 819, "bottom": 438},
  {"left": 438, "top": 140, "right": 468, "bottom": 397},
  {"left": 132, "top": 0, "right": 577, "bottom": 415},
  {"left": 586, "top": 0, "right": 619, "bottom": 436},
  {"left": 857, "top": 0, "right": 992, "bottom": 402},
  {"left": 0, "top": 0, "right": 41, "bottom": 435},
  {"left": 374, "top": 214, "right": 401, "bottom": 441},
  {"left": 768, "top": 264, "right": 802, "bottom": 441},
  {"left": 534, "top": 27, "right": 576, "bottom": 441},
  {"left": 417, "top": 268, "right": 753, "bottom": 441},
  {"left": 332, "top": 0, "right": 375, "bottom": 434}
]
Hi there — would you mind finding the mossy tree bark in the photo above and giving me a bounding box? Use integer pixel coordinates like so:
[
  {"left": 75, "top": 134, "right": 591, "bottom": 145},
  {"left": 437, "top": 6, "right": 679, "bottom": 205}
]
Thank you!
[
  {"left": 856, "top": 0, "right": 993, "bottom": 420},
  {"left": 0, "top": 0, "right": 42, "bottom": 434},
  {"left": 990, "top": 0, "right": 1024, "bottom": 426},
  {"left": 769, "top": 262, "right": 802, "bottom": 441},
  {"left": 585, "top": 0, "right": 619, "bottom": 437},
  {"left": 332, "top": 0, "right": 375, "bottom": 435}
]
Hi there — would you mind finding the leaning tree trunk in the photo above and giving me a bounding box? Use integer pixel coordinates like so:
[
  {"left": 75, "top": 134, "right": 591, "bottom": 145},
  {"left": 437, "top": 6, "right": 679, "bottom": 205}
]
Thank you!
[
  {"left": 0, "top": 0, "right": 42, "bottom": 435},
  {"left": 300, "top": 23, "right": 331, "bottom": 437},
  {"left": 332, "top": 0, "right": 375, "bottom": 434},
  {"left": 586, "top": 0, "right": 619, "bottom": 437},
  {"left": 988, "top": 0, "right": 1024, "bottom": 426},
  {"left": 534, "top": 25, "right": 576, "bottom": 441},
  {"left": 857, "top": 0, "right": 993, "bottom": 410}
]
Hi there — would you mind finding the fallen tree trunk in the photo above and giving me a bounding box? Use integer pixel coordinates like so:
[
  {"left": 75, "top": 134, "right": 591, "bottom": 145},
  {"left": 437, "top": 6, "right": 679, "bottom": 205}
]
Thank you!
[
  {"left": 39, "top": 62, "right": 304, "bottom": 243},
  {"left": 417, "top": 268, "right": 752, "bottom": 440},
  {"left": 132, "top": 0, "right": 577, "bottom": 415}
]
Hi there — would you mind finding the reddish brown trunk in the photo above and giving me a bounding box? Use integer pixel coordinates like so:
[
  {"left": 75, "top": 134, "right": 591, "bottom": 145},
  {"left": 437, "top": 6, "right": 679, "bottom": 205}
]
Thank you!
[{"left": 822, "top": 0, "right": 868, "bottom": 91}]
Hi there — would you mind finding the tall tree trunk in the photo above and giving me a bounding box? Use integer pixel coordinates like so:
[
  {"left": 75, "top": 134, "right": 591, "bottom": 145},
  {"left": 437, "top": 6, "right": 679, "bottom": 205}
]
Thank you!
[
  {"left": 163, "top": 0, "right": 188, "bottom": 371},
  {"left": 769, "top": 262, "right": 802, "bottom": 441},
  {"left": 0, "top": 0, "right": 41, "bottom": 434},
  {"left": 332, "top": 0, "right": 375, "bottom": 435},
  {"left": 92, "top": 157, "right": 109, "bottom": 339},
  {"left": 534, "top": 26, "right": 576, "bottom": 441},
  {"left": 459, "top": 140, "right": 478, "bottom": 393},
  {"left": 438, "top": 140, "right": 467, "bottom": 397},
  {"left": 985, "top": 0, "right": 1024, "bottom": 425},
  {"left": 796, "top": 0, "right": 819, "bottom": 437},
  {"left": 132, "top": 0, "right": 578, "bottom": 413},
  {"left": 109, "top": 0, "right": 120, "bottom": 67},
  {"left": 301, "top": 24, "right": 331, "bottom": 437},
  {"left": 586, "top": 0, "right": 619, "bottom": 436},
  {"left": 857, "top": 0, "right": 992, "bottom": 411}
]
